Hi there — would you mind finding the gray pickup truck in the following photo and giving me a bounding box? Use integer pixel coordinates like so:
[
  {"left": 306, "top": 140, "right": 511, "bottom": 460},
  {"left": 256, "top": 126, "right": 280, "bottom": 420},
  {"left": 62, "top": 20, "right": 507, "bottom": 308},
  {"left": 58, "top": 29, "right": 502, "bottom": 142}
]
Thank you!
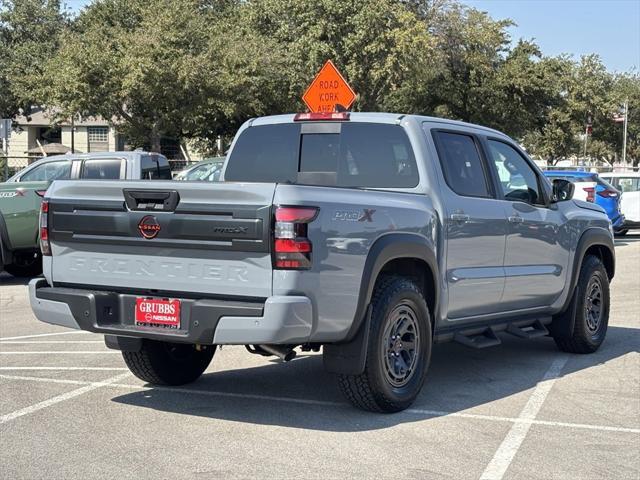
[{"left": 29, "top": 113, "right": 615, "bottom": 412}]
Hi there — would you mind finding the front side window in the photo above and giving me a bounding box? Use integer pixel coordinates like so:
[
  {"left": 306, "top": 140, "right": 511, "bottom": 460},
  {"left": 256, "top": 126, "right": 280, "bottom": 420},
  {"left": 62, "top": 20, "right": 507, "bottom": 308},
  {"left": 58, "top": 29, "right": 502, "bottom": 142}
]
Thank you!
[
  {"left": 81, "top": 159, "right": 123, "bottom": 179},
  {"left": 433, "top": 131, "right": 490, "bottom": 197},
  {"left": 20, "top": 161, "right": 71, "bottom": 182},
  {"left": 487, "top": 140, "right": 542, "bottom": 205}
]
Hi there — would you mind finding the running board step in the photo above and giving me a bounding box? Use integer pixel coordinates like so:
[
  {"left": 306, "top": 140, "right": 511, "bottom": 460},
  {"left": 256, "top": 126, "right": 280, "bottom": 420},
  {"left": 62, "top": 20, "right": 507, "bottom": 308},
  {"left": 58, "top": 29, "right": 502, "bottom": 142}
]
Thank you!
[
  {"left": 454, "top": 328, "right": 501, "bottom": 349},
  {"left": 506, "top": 320, "right": 549, "bottom": 339}
]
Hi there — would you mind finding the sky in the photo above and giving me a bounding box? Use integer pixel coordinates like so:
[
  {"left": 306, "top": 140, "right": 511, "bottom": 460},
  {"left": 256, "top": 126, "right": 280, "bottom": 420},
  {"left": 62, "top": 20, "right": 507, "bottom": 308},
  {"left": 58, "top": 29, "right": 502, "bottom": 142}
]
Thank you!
[
  {"left": 63, "top": 0, "right": 640, "bottom": 73},
  {"left": 465, "top": 0, "right": 640, "bottom": 72}
]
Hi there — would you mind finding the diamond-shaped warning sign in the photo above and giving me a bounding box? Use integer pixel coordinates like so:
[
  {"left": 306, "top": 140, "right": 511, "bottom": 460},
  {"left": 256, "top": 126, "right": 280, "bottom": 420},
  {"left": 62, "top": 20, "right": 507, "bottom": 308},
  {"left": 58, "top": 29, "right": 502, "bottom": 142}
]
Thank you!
[{"left": 302, "top": 60, "right": 356, "bottom": 113}]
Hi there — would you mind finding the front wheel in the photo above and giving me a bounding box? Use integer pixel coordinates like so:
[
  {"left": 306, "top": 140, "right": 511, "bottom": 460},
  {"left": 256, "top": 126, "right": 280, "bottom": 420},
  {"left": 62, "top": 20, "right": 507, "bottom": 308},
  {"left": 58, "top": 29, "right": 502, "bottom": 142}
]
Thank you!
[
  {"left": 552, "top": 255, "right": 610, "bottom": 354},
  {"left": 338, "top": 276, "right": 432, "bottom": 413},
  {"left": 122, "top": 340, "right": 215, "bottom": 385}
]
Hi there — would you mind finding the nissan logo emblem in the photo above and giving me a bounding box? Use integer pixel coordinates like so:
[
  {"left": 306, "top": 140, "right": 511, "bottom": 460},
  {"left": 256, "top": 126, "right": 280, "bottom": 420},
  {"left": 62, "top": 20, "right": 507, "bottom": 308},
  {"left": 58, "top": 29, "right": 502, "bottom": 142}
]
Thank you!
[{"left": 138, "top": 215, "right": 161, "bottom": 239}]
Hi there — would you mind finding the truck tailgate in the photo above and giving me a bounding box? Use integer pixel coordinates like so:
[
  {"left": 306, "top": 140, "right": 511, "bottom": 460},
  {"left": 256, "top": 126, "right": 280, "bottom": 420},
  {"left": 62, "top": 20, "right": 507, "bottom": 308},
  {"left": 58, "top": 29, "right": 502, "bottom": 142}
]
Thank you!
[{"left": 45, "top": 180, "right": 275, "bottom": 298}]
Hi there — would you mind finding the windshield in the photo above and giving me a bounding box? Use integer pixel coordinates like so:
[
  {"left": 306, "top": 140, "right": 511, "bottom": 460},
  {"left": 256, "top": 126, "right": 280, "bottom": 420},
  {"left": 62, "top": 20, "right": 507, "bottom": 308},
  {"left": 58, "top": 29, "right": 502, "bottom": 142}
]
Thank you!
[
  {"left": 609, "top": 177, "right": 640, "bottom": 192},
  {"left": 182, "top": 162, "right": 223, "bottom": 181}
]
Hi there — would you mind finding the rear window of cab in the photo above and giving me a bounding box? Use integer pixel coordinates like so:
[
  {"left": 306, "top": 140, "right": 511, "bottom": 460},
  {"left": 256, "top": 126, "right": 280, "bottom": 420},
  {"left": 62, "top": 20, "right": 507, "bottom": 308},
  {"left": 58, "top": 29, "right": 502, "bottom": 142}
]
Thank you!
[{"left": 224, "top": 122, "right": 418, "bottom": 188}]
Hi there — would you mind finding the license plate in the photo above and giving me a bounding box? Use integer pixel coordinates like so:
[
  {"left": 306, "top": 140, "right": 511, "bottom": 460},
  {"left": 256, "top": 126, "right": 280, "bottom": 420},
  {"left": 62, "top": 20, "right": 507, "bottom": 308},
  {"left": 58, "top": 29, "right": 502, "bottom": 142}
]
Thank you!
[{"left": 135, "top": 298, "right": 181, "bottom": 328}]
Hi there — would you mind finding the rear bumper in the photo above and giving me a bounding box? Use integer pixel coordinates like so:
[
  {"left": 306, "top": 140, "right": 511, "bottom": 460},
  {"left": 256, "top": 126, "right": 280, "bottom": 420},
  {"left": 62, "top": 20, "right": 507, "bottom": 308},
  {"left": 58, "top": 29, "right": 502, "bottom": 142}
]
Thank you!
[{"left": 29, "top": 279, "right": 313, "bottom": 345}]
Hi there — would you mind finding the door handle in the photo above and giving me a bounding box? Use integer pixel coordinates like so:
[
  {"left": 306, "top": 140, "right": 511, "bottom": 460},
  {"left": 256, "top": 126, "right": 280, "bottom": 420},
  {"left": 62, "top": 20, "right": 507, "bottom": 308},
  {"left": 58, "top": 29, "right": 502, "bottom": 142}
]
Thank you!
[
  {"left": 508, "top": 215, "right": 524, "bottom": 223},
  {"left": 450, "top": 213, "right": 470, "bottom": 223}
]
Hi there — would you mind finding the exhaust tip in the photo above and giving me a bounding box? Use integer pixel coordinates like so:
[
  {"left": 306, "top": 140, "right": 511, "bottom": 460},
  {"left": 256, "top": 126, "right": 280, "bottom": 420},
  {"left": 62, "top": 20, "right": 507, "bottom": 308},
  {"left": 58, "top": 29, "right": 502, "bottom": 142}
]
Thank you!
[{"left": 258, "top": 344, "right": 297, "bottom": 362}]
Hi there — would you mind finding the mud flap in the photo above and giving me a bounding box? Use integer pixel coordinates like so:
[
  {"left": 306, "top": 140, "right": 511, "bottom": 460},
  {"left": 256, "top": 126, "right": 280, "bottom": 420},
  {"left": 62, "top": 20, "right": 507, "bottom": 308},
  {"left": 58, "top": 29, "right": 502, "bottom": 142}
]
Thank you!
[
  {"left": 549, "top": 286, "right": 578, "bottom": 339},
  {"left": 105, "top": 335, "right": 142, "bottom": 352},
  {"left": 323, "top": 305, "right": 371, "bottom": 375}
]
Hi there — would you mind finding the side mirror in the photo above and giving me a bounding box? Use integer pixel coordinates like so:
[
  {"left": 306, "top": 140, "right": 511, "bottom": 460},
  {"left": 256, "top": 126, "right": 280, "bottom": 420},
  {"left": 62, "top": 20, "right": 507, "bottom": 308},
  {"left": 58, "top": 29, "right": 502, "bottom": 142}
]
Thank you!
[{"left": 552, "top": 178, "right": 574, "bottom": 202}]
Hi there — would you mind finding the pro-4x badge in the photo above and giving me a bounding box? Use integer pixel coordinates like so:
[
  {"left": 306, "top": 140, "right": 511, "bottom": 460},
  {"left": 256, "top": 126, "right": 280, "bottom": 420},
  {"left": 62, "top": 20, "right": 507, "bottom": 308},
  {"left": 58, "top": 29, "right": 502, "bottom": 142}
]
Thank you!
[
  {"left": 138, "top": 215, "right": 161, "bottom": 239},
  {"left": 358, "top": 209, "right": 376, "bottom": 222}
]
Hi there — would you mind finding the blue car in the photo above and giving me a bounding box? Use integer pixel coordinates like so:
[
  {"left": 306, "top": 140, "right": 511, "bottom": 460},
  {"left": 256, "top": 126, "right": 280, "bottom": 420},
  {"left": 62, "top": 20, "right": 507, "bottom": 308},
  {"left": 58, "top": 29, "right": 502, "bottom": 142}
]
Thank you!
[{"left": 544, "top": 170, "right": 625, "bottom": 232}]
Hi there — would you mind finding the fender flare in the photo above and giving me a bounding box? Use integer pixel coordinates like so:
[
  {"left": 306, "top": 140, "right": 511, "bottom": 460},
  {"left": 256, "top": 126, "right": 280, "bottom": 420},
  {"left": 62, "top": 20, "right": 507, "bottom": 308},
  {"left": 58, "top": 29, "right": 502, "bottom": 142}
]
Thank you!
[
  {"left": 323, "top": 233, "right": 439, "bottom": 375},
  {"left": 0, "top": 211, "right": 14, "bottom": 268},
  {"left": 551, "top": 227, "right": 615, "bottom": 338},
  {"left": 565, "top": 227, "right": 614, "bottom": 308}
]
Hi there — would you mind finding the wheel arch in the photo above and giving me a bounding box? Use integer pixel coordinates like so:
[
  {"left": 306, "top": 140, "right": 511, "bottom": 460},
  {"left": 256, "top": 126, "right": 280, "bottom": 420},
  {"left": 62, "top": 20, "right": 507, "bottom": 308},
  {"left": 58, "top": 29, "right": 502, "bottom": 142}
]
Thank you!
[
  {"left": 323, "top": 233, "right": 439, "bottom": 375},
  {"left": 555, "top": 227, "right": 615, "bottom": 323}
]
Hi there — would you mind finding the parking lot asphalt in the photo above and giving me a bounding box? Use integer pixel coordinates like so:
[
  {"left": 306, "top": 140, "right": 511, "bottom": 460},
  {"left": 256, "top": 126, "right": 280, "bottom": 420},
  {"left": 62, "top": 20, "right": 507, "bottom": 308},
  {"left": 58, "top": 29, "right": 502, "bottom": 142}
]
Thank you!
[{"left": 0, "top": 235, "right": 638, "bottom": 480}]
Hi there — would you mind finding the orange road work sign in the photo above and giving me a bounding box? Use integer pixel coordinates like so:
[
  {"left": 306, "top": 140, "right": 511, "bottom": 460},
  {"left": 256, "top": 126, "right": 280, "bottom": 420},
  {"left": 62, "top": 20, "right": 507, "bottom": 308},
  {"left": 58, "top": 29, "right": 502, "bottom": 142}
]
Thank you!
[{"left": 302, "top": 60, "right": 357, "bottom": 113}]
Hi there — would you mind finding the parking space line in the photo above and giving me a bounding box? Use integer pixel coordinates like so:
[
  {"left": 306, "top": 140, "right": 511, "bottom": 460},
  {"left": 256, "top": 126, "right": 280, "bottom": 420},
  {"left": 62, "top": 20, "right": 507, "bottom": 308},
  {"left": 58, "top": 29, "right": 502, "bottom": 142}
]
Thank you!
[
  {"left": 0, "top": 367, "right": 128, "bottom": 371},
  {"left": 0, "top": 351, "right": 118, "bottom": 355},
  {"left": 0, "top": 331, "right": 90, "bottom": 341},
  {"left": 0, "top": 341, "right": 103, "bottom": 344},
  {"left": 3, "top": 369, "right": 637, "bottom": 435},
  {"left": 479, "top": 355, "right": 569, "bottom": 480},
  {"left": 0, "top": 372, "right": 130, "bottom": 425}
]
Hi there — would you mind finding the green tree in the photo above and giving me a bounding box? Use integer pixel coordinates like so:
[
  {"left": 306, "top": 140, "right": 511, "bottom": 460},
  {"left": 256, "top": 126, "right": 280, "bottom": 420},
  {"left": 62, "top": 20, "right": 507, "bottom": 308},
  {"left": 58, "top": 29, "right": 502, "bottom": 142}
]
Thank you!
[
  {"left": 241, "top": 0, "right": 438, "bottom": 112},
  {"left": 0, "top": 0, "right": 67, "bottom": 118},
  {"left": 42, "top": 0, "right": 284, "bottom": 152}
]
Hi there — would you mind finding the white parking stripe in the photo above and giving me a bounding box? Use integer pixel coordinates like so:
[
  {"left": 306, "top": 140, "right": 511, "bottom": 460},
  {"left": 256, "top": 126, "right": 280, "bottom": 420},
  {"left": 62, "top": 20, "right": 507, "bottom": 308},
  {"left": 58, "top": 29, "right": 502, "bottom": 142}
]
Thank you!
[
  {"left": 479, "top": 355, "right": 569, "bottom": 480},
  {"left": 0, "top": 373, "right": 130, "bottom": 425},
  {"left": 0, "top": 351, "right": 118, "bottom": 355},
  {"left": 0, "top": 331, "right": 90, "bottom": 341},
  {"left": 3, "top": 369, "right": 637, "bottom": 435},
  {"left": 0, "top": 367, "right": 128, "bottom": 371},
  {"left": 0, "top": 341, "right": 103, "bottom": 344}
]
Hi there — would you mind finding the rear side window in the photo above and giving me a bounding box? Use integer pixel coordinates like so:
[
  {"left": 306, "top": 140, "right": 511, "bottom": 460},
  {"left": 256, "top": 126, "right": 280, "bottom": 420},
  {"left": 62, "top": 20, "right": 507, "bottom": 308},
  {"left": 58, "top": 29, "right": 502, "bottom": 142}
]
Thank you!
[
  {"left": 225, "top": 124, "right": 299, "bottom": 183},
  {"left": 80, "top": 159, "right": 123, "bottom": 179},
  {"left": 20, "top": 161, "right": 71, "bottom": 182},
  {"left": 141, "top": 155, "right": 172, "bottom": 180},
  {"left": 433, "top": 132, "right": 490, "bottom": 197},
  {"left": 225, "top": 122, "right": 418, "bottom": 188}
]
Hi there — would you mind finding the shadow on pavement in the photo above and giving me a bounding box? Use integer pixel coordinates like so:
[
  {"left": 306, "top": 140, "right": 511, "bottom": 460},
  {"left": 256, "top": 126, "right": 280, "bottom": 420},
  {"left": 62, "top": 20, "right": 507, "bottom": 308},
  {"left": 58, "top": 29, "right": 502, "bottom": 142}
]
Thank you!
[
  {"left": 615, "top": 236, "right": 640, "bottom": 246},
  {"left": 0, "top": 273, "right": 34, "bottom": 286},
  {"left": 111, "top": 325, "right": 639, "bottom": 431}
]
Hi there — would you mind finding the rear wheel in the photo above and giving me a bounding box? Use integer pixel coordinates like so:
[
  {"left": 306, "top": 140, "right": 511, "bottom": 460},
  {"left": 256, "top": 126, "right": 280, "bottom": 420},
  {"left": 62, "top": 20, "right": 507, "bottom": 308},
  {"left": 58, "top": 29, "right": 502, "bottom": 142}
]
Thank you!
[
  {"left": 4, "top": 251, "right": 42, "bottom": 278},
  {"left": 338, "top": 276, "right": 432, "bottom": 413},
  {"left": 552, "top": 255, "right": 609, "bottom": 354},
  {"left": 122, "top": 340, "right": 215, "bottom": 385}
]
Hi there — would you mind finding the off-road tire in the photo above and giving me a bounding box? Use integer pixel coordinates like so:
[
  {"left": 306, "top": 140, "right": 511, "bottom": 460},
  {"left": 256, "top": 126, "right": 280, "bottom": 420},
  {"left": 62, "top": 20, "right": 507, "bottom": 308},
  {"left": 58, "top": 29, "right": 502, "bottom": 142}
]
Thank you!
[
  {"left": 552, "top": 255, "right": 610, "bottom": 354},
  {"left": 338, "top": 276, "right": 432, "bottom": 413},
  {"left": 122, "top": 340, "right": 215, "bottom": 385}
]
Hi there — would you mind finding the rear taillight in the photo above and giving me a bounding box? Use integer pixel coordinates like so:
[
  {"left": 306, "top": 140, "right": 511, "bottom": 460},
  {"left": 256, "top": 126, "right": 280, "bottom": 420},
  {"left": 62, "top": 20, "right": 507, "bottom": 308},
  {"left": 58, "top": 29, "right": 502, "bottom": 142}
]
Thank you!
[
  {"left": 583, "top": 187, "right": 595, "bottom": 203},
  {"left": 273, "top": 206, "right": 318, "bottom": 270},
  {"left": 597, "top": 189, "right": 618, "bottom": 199},
  {"left": 39, "top": 200, "right": 51, "bottom": 256}
]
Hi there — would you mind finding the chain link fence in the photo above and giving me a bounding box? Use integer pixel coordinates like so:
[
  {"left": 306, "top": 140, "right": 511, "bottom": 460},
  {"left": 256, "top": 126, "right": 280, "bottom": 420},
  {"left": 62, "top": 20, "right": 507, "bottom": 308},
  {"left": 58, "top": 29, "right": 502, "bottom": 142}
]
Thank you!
[{"left": 0, "top": 156, "right": 32, "bottom": 182}]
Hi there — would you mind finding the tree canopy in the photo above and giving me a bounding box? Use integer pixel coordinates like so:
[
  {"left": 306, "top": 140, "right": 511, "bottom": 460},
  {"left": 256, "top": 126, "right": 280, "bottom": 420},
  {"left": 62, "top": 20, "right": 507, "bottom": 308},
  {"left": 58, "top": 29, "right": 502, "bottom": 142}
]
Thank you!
[{"left": 1, "top": 0, "right": 638, "bottom": 163}]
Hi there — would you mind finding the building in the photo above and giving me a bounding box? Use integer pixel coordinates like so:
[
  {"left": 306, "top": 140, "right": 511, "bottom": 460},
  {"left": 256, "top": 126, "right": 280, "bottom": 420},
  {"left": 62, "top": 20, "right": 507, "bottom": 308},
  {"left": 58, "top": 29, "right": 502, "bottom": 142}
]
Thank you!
[{"left": 6, "top": 108, "right": 118, "bottom": 168}]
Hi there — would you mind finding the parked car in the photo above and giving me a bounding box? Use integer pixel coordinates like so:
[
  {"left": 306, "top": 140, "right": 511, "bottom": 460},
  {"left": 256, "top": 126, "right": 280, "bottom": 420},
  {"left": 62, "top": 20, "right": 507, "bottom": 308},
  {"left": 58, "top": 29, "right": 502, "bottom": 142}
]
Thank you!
[
  {"left": 599, "top": 172, "right": 640, "bottom": 235},
  {"left": 30, "top": 113, "right": 614, "bottom": 413},
  {"left": 174, "top": 157, "right": 225, "bottom": 182},
  {"left": 544, "top": 170, "right": 625, "bottom": 233},
  {"left": 0, "top": 152, "right": 171, "bottom": 277}
]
